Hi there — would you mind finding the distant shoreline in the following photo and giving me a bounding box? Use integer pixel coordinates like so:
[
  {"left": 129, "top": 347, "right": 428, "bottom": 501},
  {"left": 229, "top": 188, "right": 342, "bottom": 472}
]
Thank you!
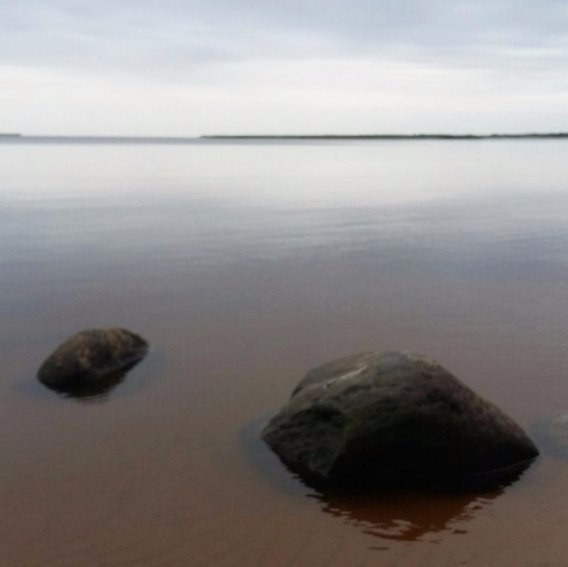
[
  {"left": 2, "top": 133, "right": 568, "bottom": 144},
  {"left": 202, "top": 133, "right": 568, "bottom": 140}
]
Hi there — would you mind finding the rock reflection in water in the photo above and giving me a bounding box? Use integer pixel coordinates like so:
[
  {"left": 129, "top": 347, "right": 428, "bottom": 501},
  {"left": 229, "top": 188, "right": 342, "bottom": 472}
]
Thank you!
[{"left": 312, "top": 489, "right": 501, "bottom": 544}]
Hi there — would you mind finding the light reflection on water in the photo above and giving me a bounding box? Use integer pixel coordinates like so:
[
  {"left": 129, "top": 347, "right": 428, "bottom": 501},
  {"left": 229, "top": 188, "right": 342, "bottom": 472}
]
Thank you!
[{"left": 1, "top": 140, "right": 568, "bottom": 565}]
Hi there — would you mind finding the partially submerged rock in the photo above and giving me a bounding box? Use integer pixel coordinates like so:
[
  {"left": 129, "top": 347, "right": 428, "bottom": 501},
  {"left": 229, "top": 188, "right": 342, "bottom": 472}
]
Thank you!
[
  {"left": 532, "top": 414, "right": 568, "bottom": 458},
  {"left": 38, "top": 328, "right": 148, "bottom": 396},
  {"left": 262, "top": 351, "right": 538, "bottom": 490}
]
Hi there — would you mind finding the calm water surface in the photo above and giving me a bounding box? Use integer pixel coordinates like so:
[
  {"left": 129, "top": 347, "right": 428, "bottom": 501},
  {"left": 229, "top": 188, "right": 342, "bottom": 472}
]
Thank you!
[{"left": 1, "top": 140, "right": 568, "bottom": 565}]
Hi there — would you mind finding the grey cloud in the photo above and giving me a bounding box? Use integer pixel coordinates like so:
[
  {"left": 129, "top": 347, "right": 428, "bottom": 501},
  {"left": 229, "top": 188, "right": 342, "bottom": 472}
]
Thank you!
[{"left": 2, "top": 0, "right": 568, "bottom": 78}]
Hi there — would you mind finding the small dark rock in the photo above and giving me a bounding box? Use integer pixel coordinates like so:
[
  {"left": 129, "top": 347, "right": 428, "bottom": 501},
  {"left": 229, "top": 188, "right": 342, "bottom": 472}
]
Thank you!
[
  {"left": 262, "top": 351, "right": 539, "bottom": 490},
  {"left": 38, "top": 328, "right": 148, "bottom": 395}
]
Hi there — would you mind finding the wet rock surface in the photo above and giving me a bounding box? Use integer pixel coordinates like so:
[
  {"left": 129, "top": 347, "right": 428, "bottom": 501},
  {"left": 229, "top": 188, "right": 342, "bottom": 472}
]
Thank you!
[
  {"left": 263, "top": 351, "right": 539, "bottom": 490},
  {"left": 38, "top": 328, "right": 148, "bottom": 396}
]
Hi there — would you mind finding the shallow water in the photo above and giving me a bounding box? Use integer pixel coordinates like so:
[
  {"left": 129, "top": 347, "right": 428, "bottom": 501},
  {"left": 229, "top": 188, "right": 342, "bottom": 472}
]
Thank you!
[{"left": 1, "top": 139, "right": 568, "bottom": 565}]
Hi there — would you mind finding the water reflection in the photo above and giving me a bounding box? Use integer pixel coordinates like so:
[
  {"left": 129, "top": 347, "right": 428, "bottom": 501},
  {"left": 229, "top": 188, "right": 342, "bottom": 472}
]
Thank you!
[
  {"left": 2, "top": 140, "right": 567, "bottom": 564},
  {"left": 312, "top": 489, "right": 500, "bottom": 544}
]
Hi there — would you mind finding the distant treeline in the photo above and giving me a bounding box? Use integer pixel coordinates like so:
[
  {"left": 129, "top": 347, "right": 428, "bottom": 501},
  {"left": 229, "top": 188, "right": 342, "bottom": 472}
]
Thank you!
[{"left": 202, "top": 133, "right": 568, "bottom": 140}]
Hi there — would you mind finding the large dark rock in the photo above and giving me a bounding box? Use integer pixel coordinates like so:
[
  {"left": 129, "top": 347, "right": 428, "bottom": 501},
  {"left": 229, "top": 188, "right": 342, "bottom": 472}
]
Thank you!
[
  {"left": 262, "top": 351, "right": 539, "bottom": 490},
  {"left": 38, "top": 328, "right": 148, "bottom": 396}
]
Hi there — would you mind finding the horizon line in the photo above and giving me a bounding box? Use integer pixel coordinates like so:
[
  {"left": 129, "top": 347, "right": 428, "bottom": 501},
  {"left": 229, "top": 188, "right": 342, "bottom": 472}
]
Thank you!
[{"left": 2, "top": 132, "right": 568, "bottom": 141}]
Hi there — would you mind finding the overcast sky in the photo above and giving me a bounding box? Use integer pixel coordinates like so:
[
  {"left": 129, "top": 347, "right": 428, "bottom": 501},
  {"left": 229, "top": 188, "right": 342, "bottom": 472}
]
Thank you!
[{"left": 2, "top": 0, "right": 568, "bottom": 135}]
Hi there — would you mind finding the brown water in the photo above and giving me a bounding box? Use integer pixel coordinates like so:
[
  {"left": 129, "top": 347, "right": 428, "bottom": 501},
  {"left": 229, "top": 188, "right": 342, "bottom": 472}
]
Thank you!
[{"left": 1, "top": 139, "right": 568, "bottom": 565}]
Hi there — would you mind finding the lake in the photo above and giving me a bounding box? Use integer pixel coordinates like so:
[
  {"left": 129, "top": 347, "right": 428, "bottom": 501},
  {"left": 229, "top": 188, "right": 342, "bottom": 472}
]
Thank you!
[{"left": 1, "top": 138, "right": 568, "bottom": 565}]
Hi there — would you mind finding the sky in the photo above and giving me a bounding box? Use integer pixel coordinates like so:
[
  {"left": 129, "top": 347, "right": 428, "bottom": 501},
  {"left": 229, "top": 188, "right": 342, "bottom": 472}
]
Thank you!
[{"left": 2, "top": 0, "right": 568, "bottom": 135}]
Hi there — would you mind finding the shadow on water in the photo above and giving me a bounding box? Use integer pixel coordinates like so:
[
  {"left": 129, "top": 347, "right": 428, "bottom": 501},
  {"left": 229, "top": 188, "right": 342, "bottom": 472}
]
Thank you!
[
  {"left": 241, "top": 417, "right": 521, "bottom": 544},
  {"left": 13, "top": 349, "right": 164, "bottom": 404}
]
